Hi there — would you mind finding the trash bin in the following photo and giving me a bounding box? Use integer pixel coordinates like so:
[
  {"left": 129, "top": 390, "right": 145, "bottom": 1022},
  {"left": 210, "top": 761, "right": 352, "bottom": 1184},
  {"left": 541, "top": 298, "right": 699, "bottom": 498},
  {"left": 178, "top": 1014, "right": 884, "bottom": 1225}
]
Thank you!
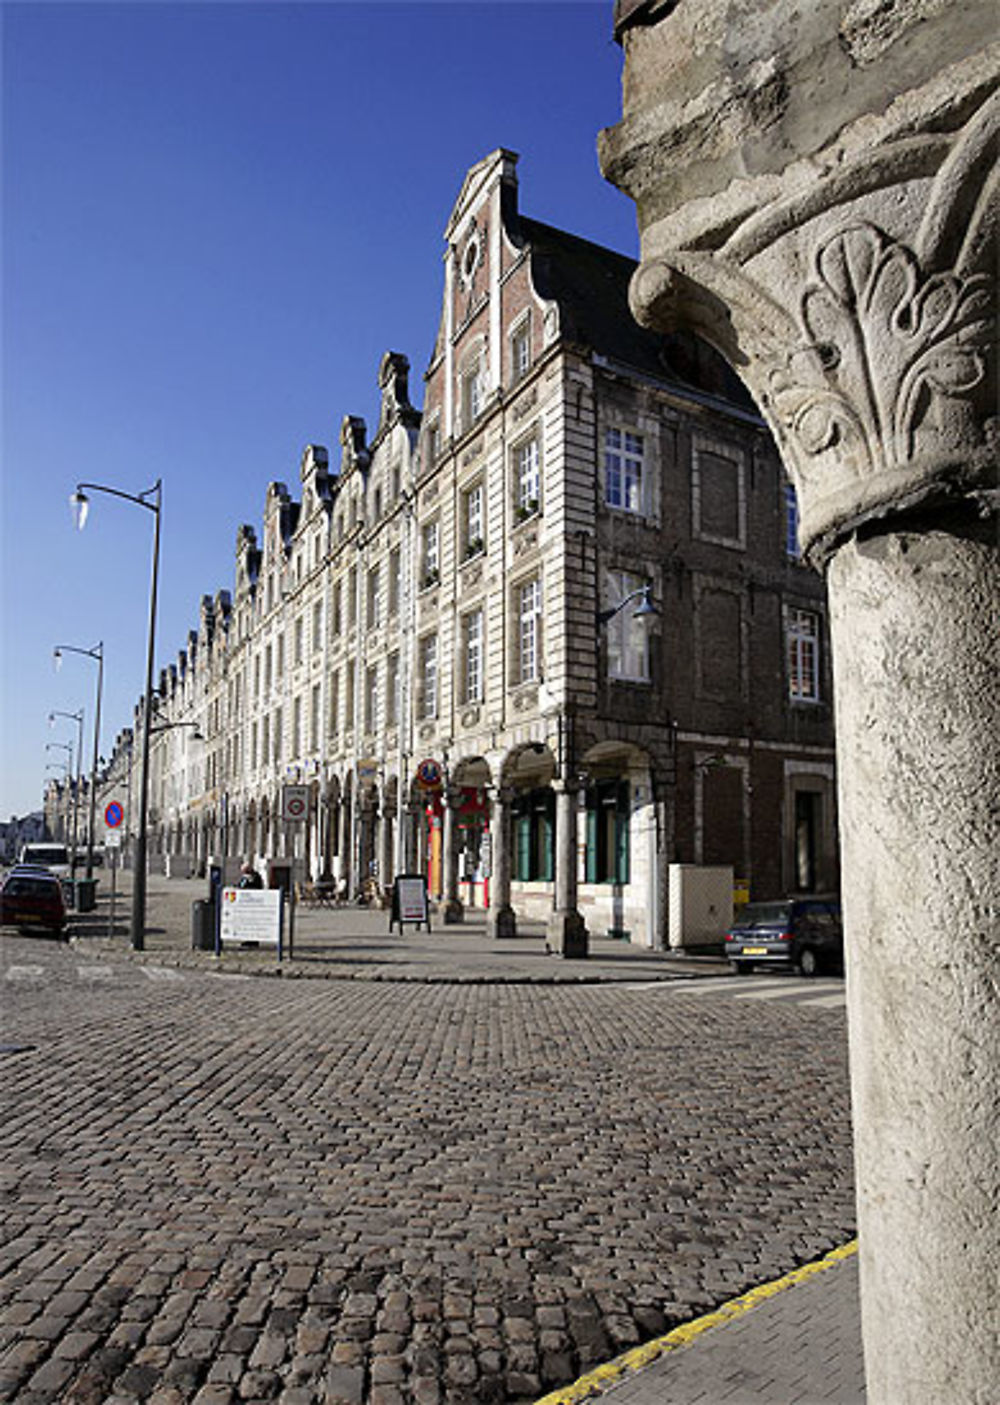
[
  {"left": 191, "top": 898, "right": 216, "bottom": 951},
  {"left": 75, "top": 878, "right": 98, "bottom": 913}
]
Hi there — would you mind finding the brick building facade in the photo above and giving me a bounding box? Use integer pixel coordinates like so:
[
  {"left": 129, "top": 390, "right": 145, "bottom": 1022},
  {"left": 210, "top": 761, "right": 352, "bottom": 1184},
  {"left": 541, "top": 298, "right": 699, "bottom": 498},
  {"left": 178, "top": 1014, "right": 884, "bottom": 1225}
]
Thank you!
[{"left": 84, "top": 151, "right": 837, "bottom": 950}]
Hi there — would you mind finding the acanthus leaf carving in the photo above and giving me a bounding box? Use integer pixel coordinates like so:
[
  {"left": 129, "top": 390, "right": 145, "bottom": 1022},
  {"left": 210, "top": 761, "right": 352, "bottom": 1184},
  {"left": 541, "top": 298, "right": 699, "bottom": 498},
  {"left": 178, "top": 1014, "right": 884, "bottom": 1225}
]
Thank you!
[{"left": 765, "top": 222, "right": 992, "bottom": 494}]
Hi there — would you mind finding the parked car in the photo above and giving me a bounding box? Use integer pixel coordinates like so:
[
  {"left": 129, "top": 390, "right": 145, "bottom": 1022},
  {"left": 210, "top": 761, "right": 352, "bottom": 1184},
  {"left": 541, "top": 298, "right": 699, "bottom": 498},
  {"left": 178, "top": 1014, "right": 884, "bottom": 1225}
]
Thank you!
[
  {"left": 1, "top": 869, "right": 68, "bottom": 936},
  {"left": 725, "top": 898, "right": 843, "bottom": 976},
  {"left": 18, "top": 843, "right": 71, "bottom": 879}
]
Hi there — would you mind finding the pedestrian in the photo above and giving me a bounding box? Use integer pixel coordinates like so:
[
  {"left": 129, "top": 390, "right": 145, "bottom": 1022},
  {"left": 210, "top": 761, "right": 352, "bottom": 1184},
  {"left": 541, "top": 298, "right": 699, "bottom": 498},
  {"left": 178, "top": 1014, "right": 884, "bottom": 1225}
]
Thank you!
[{"left": 238, "top": 861, "right": 263, "bottom": 890}]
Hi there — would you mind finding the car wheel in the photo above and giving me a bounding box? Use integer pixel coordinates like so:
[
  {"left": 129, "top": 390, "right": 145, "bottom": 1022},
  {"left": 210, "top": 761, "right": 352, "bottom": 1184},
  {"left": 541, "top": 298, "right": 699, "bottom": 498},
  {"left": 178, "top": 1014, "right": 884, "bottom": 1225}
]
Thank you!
[
  {"left": 798, "top": 947, "right": 820, "bottom": 977},
  {"left": 730, "top": 961, "right": 753, "bottom": 975}
]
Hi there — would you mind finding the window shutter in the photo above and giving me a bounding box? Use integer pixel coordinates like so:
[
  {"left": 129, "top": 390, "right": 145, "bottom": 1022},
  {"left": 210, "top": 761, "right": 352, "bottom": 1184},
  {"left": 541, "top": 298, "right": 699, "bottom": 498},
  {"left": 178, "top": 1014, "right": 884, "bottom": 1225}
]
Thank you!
[
  {"left": 615, "top": 781, "right": 630, "bottom": 885},
  {"left": 585, "top": 792, "right": 598, "bottom": 883}
]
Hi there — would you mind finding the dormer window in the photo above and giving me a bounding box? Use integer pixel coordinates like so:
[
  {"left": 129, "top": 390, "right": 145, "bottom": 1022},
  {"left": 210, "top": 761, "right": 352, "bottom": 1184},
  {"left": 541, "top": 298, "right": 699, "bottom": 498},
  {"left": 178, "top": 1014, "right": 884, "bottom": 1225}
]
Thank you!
[
  {"left": 511, "top": 316, "right": 531, "bottom": 382},
  {"left": 460, "top": 349, "right": 486, "bottom": 432}
]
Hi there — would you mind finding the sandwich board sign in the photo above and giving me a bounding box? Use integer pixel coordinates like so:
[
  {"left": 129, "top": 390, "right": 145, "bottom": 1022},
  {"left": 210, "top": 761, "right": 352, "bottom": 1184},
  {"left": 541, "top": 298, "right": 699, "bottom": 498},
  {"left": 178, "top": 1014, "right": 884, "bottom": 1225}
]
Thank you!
[
  {"left": 389, "top": 874, "right": 431, "bottom": 933},
  {"left": 220, "top": 887, "right": 284, "bottom": 957}
]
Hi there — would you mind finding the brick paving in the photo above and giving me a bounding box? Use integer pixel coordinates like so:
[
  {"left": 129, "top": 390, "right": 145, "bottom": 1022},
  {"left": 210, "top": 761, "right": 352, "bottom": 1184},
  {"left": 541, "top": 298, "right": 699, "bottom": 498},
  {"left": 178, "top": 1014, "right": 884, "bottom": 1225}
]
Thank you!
[{"left": 1, "top": 879, "right": 857, "bottom": 1403}]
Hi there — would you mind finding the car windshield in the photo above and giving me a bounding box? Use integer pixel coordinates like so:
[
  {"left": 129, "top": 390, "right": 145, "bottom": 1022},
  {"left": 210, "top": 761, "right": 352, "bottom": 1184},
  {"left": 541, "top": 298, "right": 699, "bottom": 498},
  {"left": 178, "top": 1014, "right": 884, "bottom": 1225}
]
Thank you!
[
  {"left": 4, "top": 877, "right": 60, "bottom": 899},
  {"left": 23, "top": 848, "right": 68, "bottom": 866},
  {"left": 738, "top": 902, "right": 793, "bottom": 927}
]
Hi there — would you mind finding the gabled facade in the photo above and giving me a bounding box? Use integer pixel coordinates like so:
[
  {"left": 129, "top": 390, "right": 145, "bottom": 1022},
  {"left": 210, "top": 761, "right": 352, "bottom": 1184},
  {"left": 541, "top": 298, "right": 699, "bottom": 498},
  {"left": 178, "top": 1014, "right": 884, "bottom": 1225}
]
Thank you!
[{"left": 101, "top": 151, "right": 837, "bottom": 949}]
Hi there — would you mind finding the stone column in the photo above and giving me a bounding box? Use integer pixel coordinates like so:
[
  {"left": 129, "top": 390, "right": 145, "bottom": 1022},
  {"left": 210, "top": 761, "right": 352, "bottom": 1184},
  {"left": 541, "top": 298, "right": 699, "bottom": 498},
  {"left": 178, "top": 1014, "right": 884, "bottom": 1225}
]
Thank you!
[
  {"left": 379, "top": 803, "right": 395, "bottom": 899},
  {"left": 486, "top": 786, "right": 516, "bottom": 939},
  {"left": 546, "top": 781, "right": 588, "bottom": 958},
  {"left": 600, "top": 12, "right": 998, "bottom": 1398},
  {"left": 442, "top": 788, "right": 464, "bottom": 924}
]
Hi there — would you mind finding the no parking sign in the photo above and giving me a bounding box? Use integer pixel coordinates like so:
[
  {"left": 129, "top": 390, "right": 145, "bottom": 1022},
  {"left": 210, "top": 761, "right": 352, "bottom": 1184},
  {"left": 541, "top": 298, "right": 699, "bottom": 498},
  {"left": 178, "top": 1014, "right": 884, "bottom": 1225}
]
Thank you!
[
  {"left": 105, "top": 801, "right": 124, "bottom": 829},
  {"left": 281, "top": 785, "right": 309, "bottom": 822}
]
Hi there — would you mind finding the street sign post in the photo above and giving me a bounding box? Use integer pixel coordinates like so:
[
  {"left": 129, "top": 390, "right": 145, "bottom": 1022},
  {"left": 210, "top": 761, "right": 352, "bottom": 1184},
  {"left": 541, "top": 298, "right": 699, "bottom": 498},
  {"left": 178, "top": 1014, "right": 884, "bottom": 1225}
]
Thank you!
[{"left": 281, "top": 786, "right": 308, "bottom": 822}]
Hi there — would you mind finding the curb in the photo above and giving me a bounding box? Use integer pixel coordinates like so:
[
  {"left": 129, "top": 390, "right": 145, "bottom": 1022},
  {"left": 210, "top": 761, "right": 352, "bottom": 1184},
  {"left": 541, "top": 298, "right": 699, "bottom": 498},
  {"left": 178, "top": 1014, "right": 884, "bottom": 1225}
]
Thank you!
[{"left": 533, "top": 1239, "right": 859, "bottom": 1404}]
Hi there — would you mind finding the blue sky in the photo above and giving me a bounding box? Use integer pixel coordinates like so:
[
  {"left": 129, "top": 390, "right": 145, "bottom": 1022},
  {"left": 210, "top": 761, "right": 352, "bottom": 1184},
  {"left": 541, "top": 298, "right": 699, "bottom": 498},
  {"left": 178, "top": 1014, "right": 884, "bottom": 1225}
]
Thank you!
[{"left": 1, "top": 0, "right": 636, "bottom": 820}]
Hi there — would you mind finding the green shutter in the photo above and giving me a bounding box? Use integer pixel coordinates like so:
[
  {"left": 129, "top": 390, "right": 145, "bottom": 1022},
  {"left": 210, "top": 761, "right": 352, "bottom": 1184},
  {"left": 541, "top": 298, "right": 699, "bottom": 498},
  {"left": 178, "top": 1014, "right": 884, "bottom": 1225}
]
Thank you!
[
  {"left": 542, "top": 791, "right": 555, "bottom": 881},
  {"left": 585, "top": 790, "right": 598, "bottom": 883},
  {"left": 615, "top": 781, "right": 630, "bottom": 885},
  {"left": 515, "top": 813, "right": 531, "bottom": 881}
]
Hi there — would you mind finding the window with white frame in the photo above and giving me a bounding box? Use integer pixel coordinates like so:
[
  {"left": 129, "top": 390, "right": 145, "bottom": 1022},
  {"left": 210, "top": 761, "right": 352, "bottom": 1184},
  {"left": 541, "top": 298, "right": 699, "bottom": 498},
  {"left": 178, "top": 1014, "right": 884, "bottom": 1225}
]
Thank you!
[
  {"left": 276, "top": 632, "right": 285, "bottom": 675},
  {"left": 347, "top": 567, "right": 357, "bottom": 628},
  {"left": 511, "top": 317, "right": 531, "bottom": 382},
  {"left": 310, "top": 683, "right": 320, "bottom": 751},
  {"left": 386, "top": 652, "right": 399, "bottom": 727},
  {"left": 388, "top": 546, "right": 401, "bottom": 615},
  {"left": 425, "top": 419, "right": 441, "bottom": 468},
  {"left": 462, "top": 482, "right": 484, "bottom": 559},
  {"left": 421, "top": 520, "right": 439, "bottom": 588},
  {"left": 329, "top": 670, "right": 339, "bottom": 736},
  {"left": 517, "top": 578, "right": 541, "bottom": 683},
  {"left": 460, "top": 352, "right": 485, "bottom": 432},
  {"left": 604, "top": 427, "right": 644, "bottom": 514},
  {"left": 294, "top": 616, "right": 304, "bottom": 666},
  {"left": 367, "top": 565, "right": 380, "bottom": 628},
  {"left": 364, "top": 665, "right": 378, "bottom": 734},
  {"left": 605, "top": 569, "right": 651, "bottom": 682},
  {"left": 419, "top": 634, "right": 438, "bottom": 718},
  {"left": 292, "top": 695, "right": 302, "bottom": 755},
  {"left": 785, "top": 483, "right": 801, "bottom": 560},
  {"left": 514, "top": 437, "right": 540, "bottom": 517},
  {"left": 272, "top": 708, "right": 282, "bottom": 764},
  {"left": 345, "top": 661, "right": 355, "bottom": 728},
  {"left": 312, "top": 600, "right": 323, "bottom": 652},
  {"left": 463, "top": 608, "right": 484, "bottom": 703},
  {"left": 788, "top": 609, "right": 821, "bottom": 702}
]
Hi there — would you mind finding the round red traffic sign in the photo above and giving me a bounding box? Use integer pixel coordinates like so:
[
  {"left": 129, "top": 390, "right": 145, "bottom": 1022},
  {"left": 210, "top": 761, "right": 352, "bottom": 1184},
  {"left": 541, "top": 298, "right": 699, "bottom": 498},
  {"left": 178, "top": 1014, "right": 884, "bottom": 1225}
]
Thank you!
[{"left": 105, "top": 801, "right": 124, "bottom": 829}]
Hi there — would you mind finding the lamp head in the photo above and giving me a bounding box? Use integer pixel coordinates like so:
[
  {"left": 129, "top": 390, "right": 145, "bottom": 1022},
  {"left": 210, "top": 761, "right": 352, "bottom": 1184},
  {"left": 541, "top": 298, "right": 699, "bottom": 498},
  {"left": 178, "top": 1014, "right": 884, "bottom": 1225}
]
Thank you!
[
  {"left": 53, "top": 648, "right": 62, "bottom": 672},
  {"left": 70, "top": 489, "right": 90, "bottom": 530},
  {"left": 632, "top": 586, "right": 659, "bottom": 619}
]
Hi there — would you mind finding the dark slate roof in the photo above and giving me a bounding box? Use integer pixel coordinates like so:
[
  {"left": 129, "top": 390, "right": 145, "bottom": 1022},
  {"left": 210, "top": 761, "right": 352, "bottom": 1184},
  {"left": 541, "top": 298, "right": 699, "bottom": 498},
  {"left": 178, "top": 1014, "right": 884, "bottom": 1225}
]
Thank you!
[{"left": 520, "top": 215, "right": 755, "bottom": 411}]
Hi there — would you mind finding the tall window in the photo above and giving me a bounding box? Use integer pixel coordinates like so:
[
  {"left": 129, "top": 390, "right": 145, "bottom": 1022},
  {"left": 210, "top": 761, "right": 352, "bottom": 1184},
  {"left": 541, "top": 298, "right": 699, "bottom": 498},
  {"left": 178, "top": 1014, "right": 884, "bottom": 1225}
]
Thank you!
[
  {"left": 345, "top": 662, "right": 356, "bottom": 728},
  {"left": 251, "top": 720, "right": 259, "bottom": 769},
  {"left": 518, "top": 578, "right": 541, "bottom": 683},
  {"left": 788, "top": 609, "right": 821, "bottom": 702},
  {"left": 585, "top": 779, "right": 630, "bottom": 884},
  {"left": 461, "top": 353, "right": 485, "bottom": 431},
  {"left": 605, "top": 570, "right": 651, "bottom": 682},
  {"left": 367, "top": 565, "right": 380, "bottom": 627},
  {"left": 421, "top": 521, "right": 439, "bottom": 588},
  {"left": 264, "top": 644, "right": 272, "bottom": 693},
  {"left": 605, "top": 428, "right": 644, "bottom": 513},
  {"left": 332, "top": 582, "right": 342, "bottom": 635},
  {"left": 386, "top": 652, "right": 399, "bottom": 727},
  {"left": 364, "top": 665, "right": 378, "bottom": 733},
  {"left": 511, "top": 318, "right": 531, "bottom": 382},
  {"left": 329, "top": 670, "right": 339, "bottom": 736},
  {"left": 292, "top": 696, "right": 302, "bottom": 756},
  {"left": 276, "top": 633, "right": 285, "bottom": 675},
  {"left": 419, "top": 634, "right": 438, "bottom": 718},
  {"left": 463, "top": 609, "right": 484, "bottom": 703},
  {"left": 310, "top": 684, "right": 320, "bottom": 750},
  {"left": 426, "top": 420, "right": 441, "bottom": 468},
  {"left": 785, "top": 483, "right": 801, "bottom": 560},
  {"left": 312, "top": 600, "right": 323, "bottom": 652},
  {"left": 463, "top": 483, "right": 484, "bottom": 558},
  {"left": 513, "top": 788, "right": 554, "bottom": 881},
  {"left": 347, "top": 567, "right": 357, "bottom": 628},
  {"left": 515, "top": 438, "right": 539, "bottom": 516},
  {"left": 294, "top": 616, "right": 304, "bottom": 666},
  {"left": 272, "top": 709, "right": 282, "bottom": 764},
  {"left": 388, "top": 546, "right": 401, "bottom": 615}
]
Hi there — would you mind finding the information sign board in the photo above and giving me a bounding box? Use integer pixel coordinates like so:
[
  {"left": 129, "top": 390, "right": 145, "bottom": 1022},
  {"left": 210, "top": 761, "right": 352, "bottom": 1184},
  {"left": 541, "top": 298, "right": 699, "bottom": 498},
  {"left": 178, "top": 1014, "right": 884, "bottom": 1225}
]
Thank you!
[
  {"left": 220, "top": 888, "right": 283, "bottom": 954},
  {"left": 389, "top": 874, "right": 431, "bottom": 933}
]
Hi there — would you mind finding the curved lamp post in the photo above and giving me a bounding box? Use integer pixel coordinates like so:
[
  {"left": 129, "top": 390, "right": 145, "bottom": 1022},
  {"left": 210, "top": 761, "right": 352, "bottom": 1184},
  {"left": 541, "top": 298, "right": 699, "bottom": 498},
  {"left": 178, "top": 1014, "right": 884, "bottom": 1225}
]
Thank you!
[
  {"left": 49, "top": 709, "right": 85, "bottom": 874},
  {"left": 45, "top": 739, "right": 74, "bottom": 852},
  {"left": 53, "top": 644, "right": 104, "bottom": 878},
  {"left": 596, "top": 583, "right": 659, "bottom": 627},
  {"left": 71, "top": 479, "right": 161, "bottom": 951}
]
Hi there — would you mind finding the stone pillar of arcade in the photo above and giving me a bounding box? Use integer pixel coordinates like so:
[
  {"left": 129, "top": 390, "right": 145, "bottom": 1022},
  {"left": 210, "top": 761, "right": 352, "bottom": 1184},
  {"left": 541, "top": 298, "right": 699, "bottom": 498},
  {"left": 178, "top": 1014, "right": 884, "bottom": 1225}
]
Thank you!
[{"left": 600, "top": 6, "right": 998, "bottom": 1400}]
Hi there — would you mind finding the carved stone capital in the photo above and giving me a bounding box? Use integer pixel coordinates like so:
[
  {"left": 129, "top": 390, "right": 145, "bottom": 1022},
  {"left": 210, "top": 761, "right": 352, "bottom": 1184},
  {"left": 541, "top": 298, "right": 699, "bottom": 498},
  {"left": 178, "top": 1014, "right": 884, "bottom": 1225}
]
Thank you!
[{"left": 624, "top": 82, "right": 999, "bottom": 563}]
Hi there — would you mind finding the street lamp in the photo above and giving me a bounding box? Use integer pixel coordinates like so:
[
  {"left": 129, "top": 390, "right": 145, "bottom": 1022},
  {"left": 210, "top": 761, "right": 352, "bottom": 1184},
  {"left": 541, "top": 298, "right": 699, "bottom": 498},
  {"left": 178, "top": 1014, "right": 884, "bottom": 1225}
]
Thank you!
[
  {"left": 53, "top": 643, "right": 104, "bottom": 878},
  {"left": 50, "top": 709, "right": 85, "bottom": 874},
  {"left": 596, "top": 583, "right": 659, "bottom": 626},
  {"left": 72, "top": 479, "right": 161, "bottom": 950},
  {"left": 45, "top": 740, "right": 74, "bottom": 851}
]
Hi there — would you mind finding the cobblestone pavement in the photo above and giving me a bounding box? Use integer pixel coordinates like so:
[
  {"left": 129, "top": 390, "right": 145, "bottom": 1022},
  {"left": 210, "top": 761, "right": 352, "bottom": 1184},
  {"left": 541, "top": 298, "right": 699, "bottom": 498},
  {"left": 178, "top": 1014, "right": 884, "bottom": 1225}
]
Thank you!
[{"left": 1, "top": 902, "right": 855, "bottom": 1404}]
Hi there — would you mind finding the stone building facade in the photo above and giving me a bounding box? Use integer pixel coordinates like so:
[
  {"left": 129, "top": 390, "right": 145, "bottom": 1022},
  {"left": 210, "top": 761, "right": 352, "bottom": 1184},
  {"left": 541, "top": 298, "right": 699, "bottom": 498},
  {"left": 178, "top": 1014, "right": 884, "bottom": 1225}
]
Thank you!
[{"left": 97, "top": 151, "right": 837, "bottom": 949}]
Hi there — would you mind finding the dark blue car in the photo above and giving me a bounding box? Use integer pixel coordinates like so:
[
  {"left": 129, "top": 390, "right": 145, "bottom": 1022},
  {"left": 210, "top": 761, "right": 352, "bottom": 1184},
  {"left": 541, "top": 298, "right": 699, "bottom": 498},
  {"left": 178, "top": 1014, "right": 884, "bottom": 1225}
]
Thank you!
[{"left": 724, "top": 898, "right": 843, "bottom": 976}]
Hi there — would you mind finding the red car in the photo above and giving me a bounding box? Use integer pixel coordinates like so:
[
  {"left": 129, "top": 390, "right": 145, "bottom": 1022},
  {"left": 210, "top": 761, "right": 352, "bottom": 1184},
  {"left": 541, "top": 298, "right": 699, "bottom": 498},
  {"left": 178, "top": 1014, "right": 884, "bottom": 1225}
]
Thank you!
[{"left": 1, "top": 869, "right": 68, "bottom": 936}]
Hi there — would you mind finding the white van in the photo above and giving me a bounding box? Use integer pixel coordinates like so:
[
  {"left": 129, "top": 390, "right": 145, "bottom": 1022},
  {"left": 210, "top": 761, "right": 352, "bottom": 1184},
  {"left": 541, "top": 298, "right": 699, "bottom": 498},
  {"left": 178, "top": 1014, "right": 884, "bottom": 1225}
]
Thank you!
[{"left": 18, "top": 843, "right": 71, "bottom": 879}]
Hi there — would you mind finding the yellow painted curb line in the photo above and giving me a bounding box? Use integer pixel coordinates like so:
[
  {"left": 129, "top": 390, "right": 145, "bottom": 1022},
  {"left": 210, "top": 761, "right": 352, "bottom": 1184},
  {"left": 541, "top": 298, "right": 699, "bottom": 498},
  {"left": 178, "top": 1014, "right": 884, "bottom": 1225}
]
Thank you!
[{"left": 534, "top": 1239, "right": 859, "bottom": 1404}]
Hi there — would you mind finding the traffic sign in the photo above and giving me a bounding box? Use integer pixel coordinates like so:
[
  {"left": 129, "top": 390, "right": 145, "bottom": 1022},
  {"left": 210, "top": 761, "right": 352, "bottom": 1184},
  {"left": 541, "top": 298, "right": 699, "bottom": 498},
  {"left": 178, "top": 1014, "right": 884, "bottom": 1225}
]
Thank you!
[
  {"left": 281, "top": 785, "right": 309, "bottom": 822},
  {"left": 105, "top": 801, "right": 124, "bottom": 829}
]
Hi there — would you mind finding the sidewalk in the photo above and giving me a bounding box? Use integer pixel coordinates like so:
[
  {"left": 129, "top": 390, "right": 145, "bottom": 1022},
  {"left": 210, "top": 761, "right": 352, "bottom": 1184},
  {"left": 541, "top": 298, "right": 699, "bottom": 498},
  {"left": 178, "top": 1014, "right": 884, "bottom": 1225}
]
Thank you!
[
  {"left": 539, "top": 1245, "right": 864, "bottom": 1404},
  {"left": 69, "top": 871, "right": 734, "bottom": 984}
]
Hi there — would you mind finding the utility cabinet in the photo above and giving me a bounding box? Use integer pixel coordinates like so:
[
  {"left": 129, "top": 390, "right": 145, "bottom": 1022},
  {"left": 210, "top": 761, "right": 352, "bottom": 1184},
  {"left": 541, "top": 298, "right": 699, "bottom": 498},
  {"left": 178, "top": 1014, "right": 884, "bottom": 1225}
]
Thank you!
[{"left": 668, "top": 865, "right": 733, "bottom": 950}]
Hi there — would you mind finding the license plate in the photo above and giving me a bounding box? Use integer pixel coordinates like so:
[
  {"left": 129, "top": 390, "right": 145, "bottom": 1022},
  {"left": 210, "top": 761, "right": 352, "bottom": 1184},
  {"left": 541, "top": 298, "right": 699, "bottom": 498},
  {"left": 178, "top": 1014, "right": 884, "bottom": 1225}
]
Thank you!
[{"left": 742, "top": 946, "right": 768, "bottom": 955}]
